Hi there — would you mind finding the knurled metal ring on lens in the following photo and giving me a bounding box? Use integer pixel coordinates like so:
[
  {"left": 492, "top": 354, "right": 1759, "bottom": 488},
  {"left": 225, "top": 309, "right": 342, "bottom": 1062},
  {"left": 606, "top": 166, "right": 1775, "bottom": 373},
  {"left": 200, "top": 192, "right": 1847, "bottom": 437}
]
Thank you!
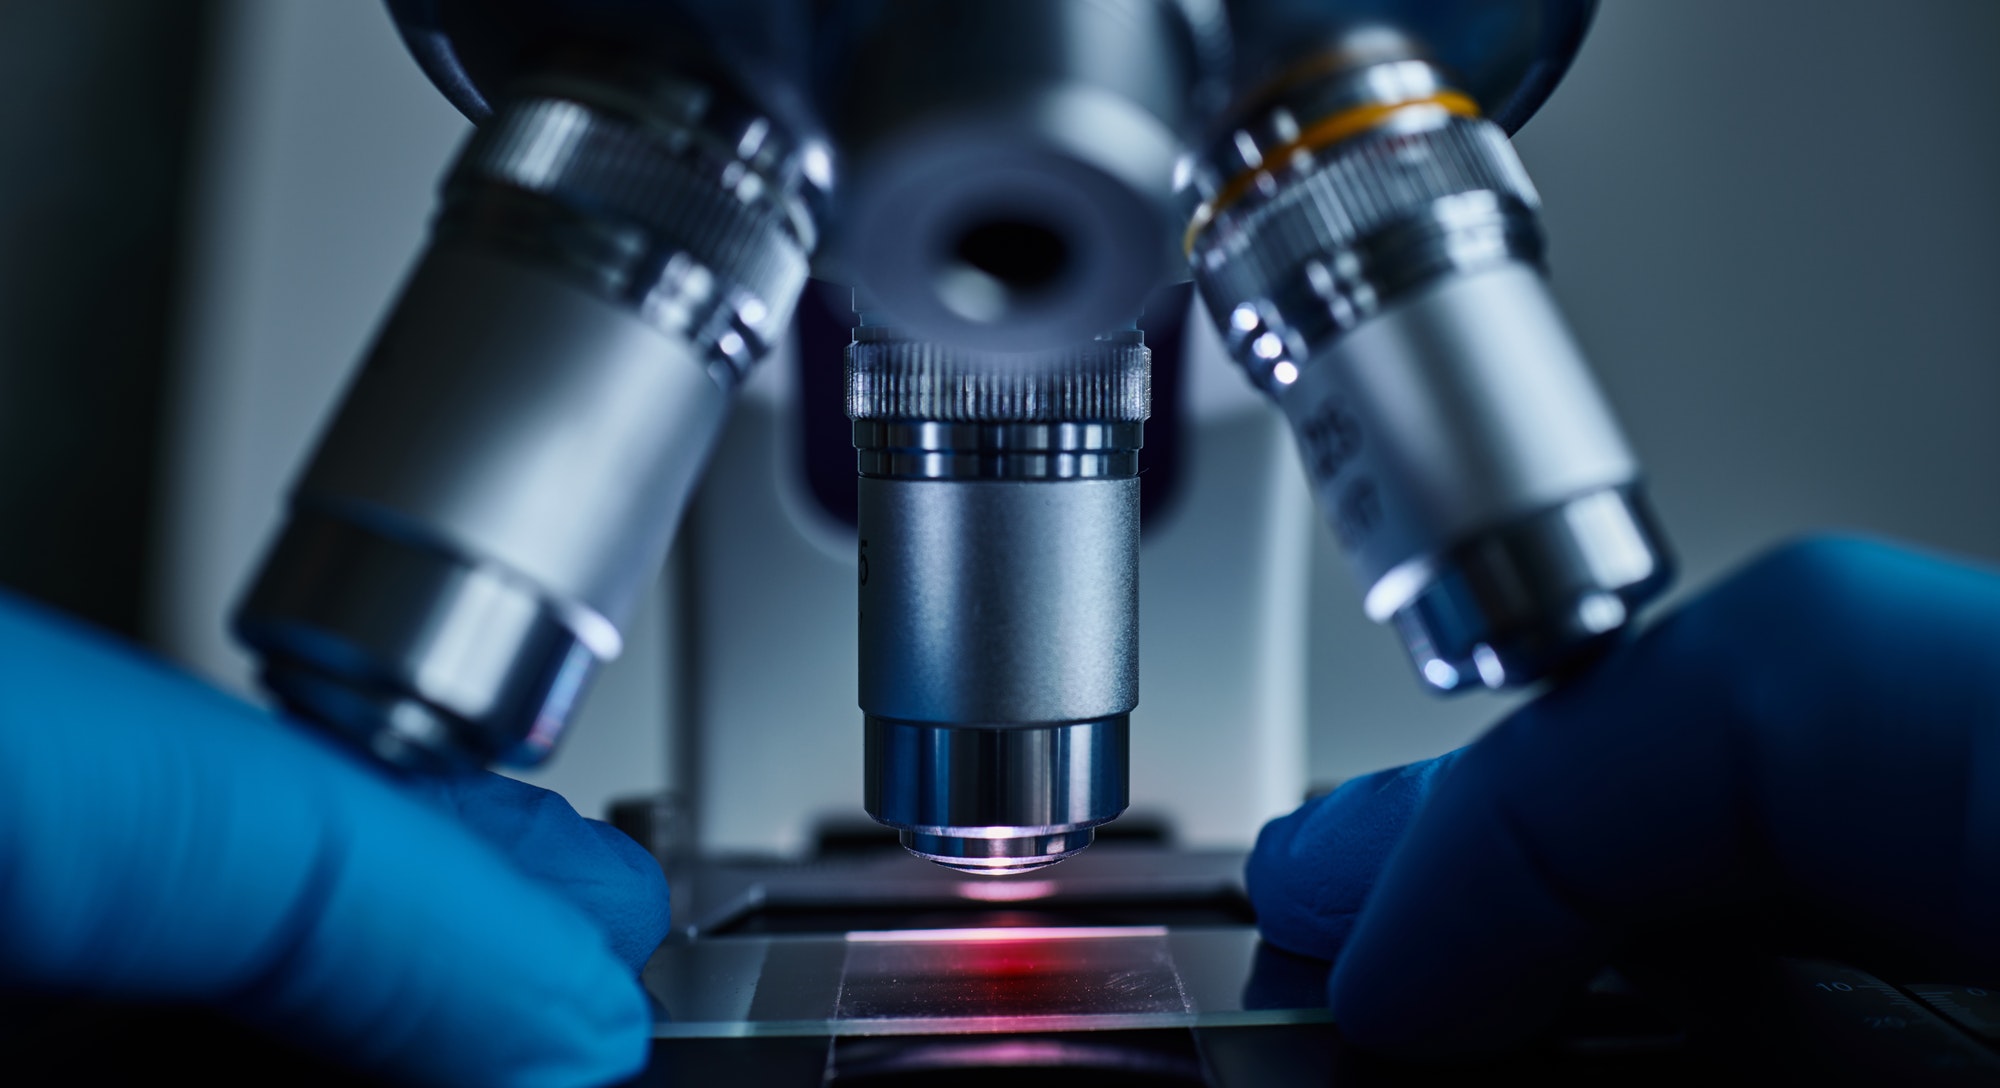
[
  {"left": 1185, "top": 88, "right": 1484, "bottom": 255},
  {"left": 454, "top": 94, "right": 811, "bottom": 359},
  {"left": 846, "top": 330, "right": 1151, "bottom": 425}
]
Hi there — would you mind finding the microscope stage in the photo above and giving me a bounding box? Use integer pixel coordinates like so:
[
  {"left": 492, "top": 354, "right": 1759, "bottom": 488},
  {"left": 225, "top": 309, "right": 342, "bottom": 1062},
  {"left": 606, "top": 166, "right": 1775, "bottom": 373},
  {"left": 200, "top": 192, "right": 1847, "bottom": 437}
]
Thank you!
[{"left": 638, "top": 846, "right": 2000, "bottom": 1085}]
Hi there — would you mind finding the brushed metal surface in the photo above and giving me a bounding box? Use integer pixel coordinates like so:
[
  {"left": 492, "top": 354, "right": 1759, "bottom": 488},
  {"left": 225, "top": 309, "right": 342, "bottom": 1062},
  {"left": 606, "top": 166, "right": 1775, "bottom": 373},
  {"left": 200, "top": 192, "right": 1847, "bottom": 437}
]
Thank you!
[{"left": 857, "top": 476, "right": 1139, "bottom": 725}]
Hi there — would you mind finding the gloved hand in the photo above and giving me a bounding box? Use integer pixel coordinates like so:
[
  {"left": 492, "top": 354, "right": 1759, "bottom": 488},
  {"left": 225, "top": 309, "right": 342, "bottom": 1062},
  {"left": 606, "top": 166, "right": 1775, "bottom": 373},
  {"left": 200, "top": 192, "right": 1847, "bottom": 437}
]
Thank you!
[
  {"left": 1247, "top": 535, "right": 2000, "bottom": 1056},
  {"left": 0, "top": 590, "right": 671, "bottom": 1086}
]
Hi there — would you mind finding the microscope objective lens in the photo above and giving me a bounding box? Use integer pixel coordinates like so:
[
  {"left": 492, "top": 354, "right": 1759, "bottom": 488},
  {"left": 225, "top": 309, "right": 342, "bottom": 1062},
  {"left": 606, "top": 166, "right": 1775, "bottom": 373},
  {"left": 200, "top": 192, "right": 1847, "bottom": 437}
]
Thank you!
[
  {"left": 850, "top": 319, "right": 1146, "bottom": 871},
  {"left": 1185, "top": 49, "right": 1672, "bottom": 691}
]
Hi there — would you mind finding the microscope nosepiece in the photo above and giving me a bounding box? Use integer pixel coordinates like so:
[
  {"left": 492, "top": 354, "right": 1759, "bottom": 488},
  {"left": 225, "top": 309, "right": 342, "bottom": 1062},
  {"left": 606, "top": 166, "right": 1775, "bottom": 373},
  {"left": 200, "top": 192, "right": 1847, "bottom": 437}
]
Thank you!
[
  {"left": 821, "top": 0, "right": 1223, "bottom": 353},
  {"left": 849, "top": 323, "right": 1147, "bottom": 872}
]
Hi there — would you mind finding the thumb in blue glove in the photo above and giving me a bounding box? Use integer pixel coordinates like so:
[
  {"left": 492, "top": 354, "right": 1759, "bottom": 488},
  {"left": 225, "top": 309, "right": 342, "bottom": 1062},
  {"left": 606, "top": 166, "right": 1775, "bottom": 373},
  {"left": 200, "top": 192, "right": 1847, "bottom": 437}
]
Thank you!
[
  {"left": 415, "top": 771, "right": 671, "bottom": 974},
  {"left": 0, "top": 590, "right": 670, "bottom": 1086},
  {"left": 1246, "top": 535, "right": 2000, "bottom": 1056}
]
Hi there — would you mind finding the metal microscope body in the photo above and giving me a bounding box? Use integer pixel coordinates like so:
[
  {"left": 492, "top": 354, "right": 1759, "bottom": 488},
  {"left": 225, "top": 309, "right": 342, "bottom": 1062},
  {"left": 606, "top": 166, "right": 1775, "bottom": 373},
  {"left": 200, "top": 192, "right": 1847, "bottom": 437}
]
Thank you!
[{"left": 231, "top": 0, "right": 1671, "bottom": 871}]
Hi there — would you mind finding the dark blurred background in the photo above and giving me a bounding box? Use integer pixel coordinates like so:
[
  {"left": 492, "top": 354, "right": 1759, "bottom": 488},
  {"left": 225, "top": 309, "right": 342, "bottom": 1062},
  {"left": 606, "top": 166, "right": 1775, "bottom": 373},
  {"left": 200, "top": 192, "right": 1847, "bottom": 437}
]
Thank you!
[
  {"left": 1, "top": 1, "right": 1996, "bottom": 796},
  {"left": 0, "top": 3, "right": 214, "bottom": 637}
]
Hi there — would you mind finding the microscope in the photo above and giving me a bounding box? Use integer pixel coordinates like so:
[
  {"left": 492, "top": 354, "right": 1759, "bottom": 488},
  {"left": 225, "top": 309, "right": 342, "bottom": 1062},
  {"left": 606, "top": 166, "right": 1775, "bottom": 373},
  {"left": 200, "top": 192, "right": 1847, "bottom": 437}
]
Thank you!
[
  {"left": 224, "top": 0, "right": 1715, "bottom": 1080},
  {"left": 236, "top": 0, "right": 1666, "bottom": 863}
]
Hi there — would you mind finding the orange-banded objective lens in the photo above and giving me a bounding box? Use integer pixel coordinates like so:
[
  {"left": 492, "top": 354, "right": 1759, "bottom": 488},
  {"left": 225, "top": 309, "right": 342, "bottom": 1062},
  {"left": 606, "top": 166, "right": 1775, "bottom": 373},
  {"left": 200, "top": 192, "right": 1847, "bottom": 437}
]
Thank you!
[{"left": 1184, "top": 90, "right": 1481, "bottom": 256}]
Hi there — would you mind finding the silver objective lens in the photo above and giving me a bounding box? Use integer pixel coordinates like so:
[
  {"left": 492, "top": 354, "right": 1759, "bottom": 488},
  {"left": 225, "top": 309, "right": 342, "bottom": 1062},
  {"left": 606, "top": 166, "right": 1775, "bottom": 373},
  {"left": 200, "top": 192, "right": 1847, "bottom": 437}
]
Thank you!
[
  {"left": 234, "top": 71, "right": 816, "bottom": 769},
  {"left": 850, "top": 320, "right": 1149, "bottom": 873},
  {"left": 1188, "top": 54, "right": 1671, "bottom": 691}
]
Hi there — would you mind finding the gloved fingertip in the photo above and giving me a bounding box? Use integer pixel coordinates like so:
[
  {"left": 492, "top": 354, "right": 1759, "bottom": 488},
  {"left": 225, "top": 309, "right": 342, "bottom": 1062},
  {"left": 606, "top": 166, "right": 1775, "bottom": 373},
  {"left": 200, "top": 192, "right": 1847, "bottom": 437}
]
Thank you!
[
  {"left": 583, "top": 818, "right": 672, "bottom": 970},
  {"left": 524, "top": 953, "right": 656, "bottom": 1088},
  {"left": 1246, "top": 803, "right": 1354, "bottom": 960},
  {"left": 1245, "top": 751, "right": 1463, "bottom": 961},
  {"left": 427, "top": 773, "right": 672, "bottom": 970},
  {"left": 1322, "top": 735, "right": 1616, "bottom": 1059},
  {"left": 468, "top": 904, "right": 661, "bottom": 1088},
  {"left": 389, "top": 936, "right": 655, "bottom": 1088},
  {"left": 241, "top": 782, "right": 663, "bottom": 1088}
]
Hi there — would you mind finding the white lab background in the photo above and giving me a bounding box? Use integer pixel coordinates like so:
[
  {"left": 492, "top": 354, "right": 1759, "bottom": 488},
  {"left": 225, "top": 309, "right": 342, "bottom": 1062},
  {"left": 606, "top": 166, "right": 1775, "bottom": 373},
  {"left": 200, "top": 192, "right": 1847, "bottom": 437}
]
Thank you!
[{"left": 155, "top": 1, "right": 2000, "bottom": 831}]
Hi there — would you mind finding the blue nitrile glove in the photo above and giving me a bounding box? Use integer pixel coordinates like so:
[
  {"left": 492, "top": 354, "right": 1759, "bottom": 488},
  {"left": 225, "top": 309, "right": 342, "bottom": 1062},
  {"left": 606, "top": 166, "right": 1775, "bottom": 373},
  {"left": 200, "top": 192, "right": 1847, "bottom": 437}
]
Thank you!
[
  {"left": 1247, "top": 535, "right": 2000, "bottom": 1056},
  {"left": 0, "top": 590, "right": 671, "bottom": 1086}
]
